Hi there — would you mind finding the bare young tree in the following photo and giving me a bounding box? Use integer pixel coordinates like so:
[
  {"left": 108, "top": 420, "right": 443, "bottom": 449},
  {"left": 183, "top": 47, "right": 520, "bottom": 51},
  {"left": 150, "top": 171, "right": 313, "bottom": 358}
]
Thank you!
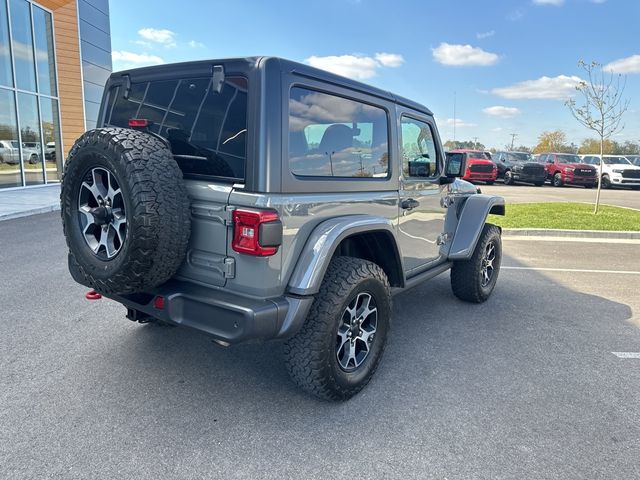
[{"left": 566, "top": 61, "right": 629, "bottom": 214}]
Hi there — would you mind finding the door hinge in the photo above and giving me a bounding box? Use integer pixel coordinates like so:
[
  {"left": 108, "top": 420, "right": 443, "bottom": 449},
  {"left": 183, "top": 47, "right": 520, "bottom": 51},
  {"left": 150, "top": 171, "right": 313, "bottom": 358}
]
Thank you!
[
  {"left": 224, "top": 206, "right": 236, "bottom": 226},
  {"left": 223, "top": 257, "right": 235, "bottom": 279}
]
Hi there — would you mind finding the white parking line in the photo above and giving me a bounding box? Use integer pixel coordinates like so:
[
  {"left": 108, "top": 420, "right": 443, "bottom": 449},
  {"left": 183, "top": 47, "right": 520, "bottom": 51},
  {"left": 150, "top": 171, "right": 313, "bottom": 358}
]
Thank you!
[
  {"left": 502, "top": 266, "right": 640, "bottom": 275},
  {"left": 612, "top": 352, "right": 640, "bottom": 359}
]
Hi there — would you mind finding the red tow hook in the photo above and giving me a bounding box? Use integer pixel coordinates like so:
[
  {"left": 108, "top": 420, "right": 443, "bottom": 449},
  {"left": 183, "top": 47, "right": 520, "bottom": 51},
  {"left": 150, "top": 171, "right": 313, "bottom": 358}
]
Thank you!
[{"left": 85, "top": 290, "right": 102, "bottom": 301}]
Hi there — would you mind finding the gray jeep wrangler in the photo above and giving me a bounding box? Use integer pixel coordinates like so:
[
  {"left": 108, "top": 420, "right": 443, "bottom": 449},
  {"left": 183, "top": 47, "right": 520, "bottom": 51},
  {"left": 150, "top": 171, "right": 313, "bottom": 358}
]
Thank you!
[{"left": 61, "top": 57, "right": 505, "bottom": 400}]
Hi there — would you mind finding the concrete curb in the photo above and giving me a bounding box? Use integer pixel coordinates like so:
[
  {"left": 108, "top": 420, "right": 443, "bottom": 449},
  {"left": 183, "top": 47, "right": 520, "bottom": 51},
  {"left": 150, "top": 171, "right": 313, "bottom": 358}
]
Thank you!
[
  {"left": 0, "top": 204, "right": 60, "bottom": 222},
  {"left": 503, "top": 228, "right": 640, "bottom": 240}
]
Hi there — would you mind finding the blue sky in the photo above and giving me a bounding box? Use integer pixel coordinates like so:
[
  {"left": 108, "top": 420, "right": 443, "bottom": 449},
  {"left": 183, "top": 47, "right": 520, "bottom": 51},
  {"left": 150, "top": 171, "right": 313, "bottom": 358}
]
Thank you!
[{"left": 109, "top": 0, "right": 640, "bottom": 149}]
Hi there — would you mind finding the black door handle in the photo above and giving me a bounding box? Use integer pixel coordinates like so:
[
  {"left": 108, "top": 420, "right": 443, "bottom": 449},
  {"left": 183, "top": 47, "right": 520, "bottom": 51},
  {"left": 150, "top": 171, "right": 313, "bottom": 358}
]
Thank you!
[{"left": 401, "top": 198, "right": 420, "bottom": 210}]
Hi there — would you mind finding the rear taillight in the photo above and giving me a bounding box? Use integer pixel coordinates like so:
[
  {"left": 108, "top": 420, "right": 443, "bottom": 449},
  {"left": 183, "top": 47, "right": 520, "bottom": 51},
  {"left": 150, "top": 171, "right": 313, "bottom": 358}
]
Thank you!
[{"left": 232, "top": 209, "right": 282, "bottom": 256}]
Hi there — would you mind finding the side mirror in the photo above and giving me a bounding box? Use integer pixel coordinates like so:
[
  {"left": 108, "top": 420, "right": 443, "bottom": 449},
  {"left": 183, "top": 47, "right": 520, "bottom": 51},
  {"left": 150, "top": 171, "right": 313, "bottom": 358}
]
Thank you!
[{"left": 444, "top": 152, "right": 466, "bottom": 178}]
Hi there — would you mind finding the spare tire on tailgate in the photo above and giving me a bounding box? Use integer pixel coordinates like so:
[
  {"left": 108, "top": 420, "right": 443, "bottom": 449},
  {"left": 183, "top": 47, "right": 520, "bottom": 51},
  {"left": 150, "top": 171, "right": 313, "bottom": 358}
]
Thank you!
[{"left": 61, "top": 127, "right": 191, "bottom": 294}]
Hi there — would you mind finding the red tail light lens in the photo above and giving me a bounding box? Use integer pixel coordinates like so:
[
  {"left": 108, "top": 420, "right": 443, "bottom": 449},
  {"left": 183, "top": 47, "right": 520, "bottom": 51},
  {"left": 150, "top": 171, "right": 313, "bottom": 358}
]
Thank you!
[
  {"left": 128, "top": 118, "right": 150, "bottom": 128},
  {"left": 232, "top": 209, "right": 281, "bottom": 256}
]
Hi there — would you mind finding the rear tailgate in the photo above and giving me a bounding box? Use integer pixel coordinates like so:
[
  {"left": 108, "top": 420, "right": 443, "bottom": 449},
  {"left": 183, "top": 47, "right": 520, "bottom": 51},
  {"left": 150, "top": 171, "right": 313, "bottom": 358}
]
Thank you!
[{"left": 175, "top": 180, "right": 233, "bottom": 287}]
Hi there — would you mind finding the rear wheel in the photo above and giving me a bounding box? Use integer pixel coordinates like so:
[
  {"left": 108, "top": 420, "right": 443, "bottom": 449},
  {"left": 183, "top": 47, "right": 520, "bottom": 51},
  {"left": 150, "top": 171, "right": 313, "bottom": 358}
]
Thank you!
[
  {"left": 552, "top": 172, "right": 563, "bottom": 187},
  {"left": 534, "top": 182, "right": 544, "bottom": 187},
  {"left": 284, "top": 257, "right": 391, "bottom": 401},
  {"left": 451, "top": 224, "right": 502, "bottom": 303}
]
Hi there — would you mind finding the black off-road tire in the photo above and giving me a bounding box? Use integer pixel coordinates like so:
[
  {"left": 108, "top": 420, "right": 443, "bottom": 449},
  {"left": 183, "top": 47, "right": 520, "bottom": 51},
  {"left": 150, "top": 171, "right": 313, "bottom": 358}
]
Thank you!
[
  {"left": 451, "top": 224, "right": 502, "bottom": 303},
  {"left": 552, "top": 172, "right": 563, "bottom": 187},
  {"left": 284, "top": 256, "right": 391, "bottom": 401},
  {"left": 61, "top": 127, "right": 191, "bottom": 294},
  {"left": 504, "top": 170, "right": 515, "bottom": 185}
]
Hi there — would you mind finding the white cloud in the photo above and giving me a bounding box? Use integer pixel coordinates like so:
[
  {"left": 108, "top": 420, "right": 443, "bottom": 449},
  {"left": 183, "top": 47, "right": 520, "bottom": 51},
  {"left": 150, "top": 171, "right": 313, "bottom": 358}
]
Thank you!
[
  {"left": 188, "top": 40, "right": 205, "bottom": 48},
  {"left": 432, "top": 43, "right": 499, "bottom": 67},
  {"left": 507, "top": 9, "right": 524, "bottom": 21},
  {"left": 491, "top": 75, "right": 583, "bottom": 99},
  {"left": 112, "top": 51, "right": 164, "bottom": 69},
  {"left": 138, "top": 28, "right": 176, "bottom": 45},
  {"left": 483, "top": 106, "right": 522, "bottom": 117},
  {"left": 374, "top": 52, "right": 404, "bottom": 67},
  {"left": 532, "top": 0, "right": 564, "bottom": 5},
  {"left": 603, "top": 54, "right": 640, "bottom": 74},
  {"left": 476, "top": 30, "right": 495, "bottom": 39},
  {"left": 305, "top": 53, "right": 404, "bottom": 79},
  {"left": 444, "top": 118, "right": 477, "bottom": 128}
]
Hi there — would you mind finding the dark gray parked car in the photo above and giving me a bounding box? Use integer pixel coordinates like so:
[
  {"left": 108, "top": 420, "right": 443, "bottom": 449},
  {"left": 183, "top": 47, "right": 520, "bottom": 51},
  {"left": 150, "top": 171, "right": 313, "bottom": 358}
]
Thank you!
[
  {"left": 61, "top": 57, "right": 505, "bottom": 400},
  {"left": 493, "top": 151, "right": 546, "bottom": 186}
]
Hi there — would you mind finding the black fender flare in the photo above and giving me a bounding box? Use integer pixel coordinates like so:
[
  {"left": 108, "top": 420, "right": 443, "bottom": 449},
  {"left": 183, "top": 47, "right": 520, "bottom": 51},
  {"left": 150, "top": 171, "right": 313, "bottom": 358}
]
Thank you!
[
  {"left": 448, "top": 194, "right": 505, "bottom": 260},
  {"left": 287, "top": 215, "right": 404, "bottom": 296}
]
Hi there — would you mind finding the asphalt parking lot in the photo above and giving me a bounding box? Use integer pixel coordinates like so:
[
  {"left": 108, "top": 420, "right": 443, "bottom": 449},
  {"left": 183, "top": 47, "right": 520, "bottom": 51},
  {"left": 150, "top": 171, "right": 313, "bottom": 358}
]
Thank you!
[
  {"left": 1, "top": 212, "right": 639, "bottom": 479},
  {"left": 483, "top": 183, "right": 640, "bottom": 210}
]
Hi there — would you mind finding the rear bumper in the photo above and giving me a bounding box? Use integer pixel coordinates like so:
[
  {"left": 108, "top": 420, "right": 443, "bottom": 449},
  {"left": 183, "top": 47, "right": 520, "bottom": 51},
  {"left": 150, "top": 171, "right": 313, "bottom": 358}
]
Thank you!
[
  {"left": 110, "top": 281, "right": 314, "bottom": 345},
  {"left": 69, "top": 256, "right": 314, "bottom": 345}
]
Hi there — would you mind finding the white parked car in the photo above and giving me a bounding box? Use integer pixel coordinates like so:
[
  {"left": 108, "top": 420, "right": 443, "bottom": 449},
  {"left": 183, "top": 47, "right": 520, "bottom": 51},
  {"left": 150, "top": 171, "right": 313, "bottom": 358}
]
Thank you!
[
  {"left": 0, "top": 140, "right": 40, "bottom": 165},
  {"left": 580, "top": 154, "right": 640, "bottom": 189}
]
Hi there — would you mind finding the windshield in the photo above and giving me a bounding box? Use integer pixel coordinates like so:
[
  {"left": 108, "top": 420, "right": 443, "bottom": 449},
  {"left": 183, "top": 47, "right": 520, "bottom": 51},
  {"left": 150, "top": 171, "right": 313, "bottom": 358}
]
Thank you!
[
  {"left": 556, "top": 154, "right": 581, "bottom": 163},
  {"left": 467, "top": 151, "right": 490, "bottom": 159},
  {"left": 506, "top": 152, "right": 532, "bottom": 162},
  {"left": 603, "top": 156, "right": 631, "bottom": 165}
]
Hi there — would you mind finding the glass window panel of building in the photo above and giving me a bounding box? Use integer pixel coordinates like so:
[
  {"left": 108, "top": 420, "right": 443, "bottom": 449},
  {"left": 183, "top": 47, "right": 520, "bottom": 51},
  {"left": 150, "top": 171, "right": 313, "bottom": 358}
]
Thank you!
[
  {"left": 0, "top": 0, "right": 13, "bottom": 87},
  {"left": 1, "top": 0, "right": 62, "bottom": 188},
  {"left": 39, "top": 96, "right": 61, "bottom": 182},
  {"left": 32, "top": 5, "right": 56, "bottom": 96},
  {"left": 17, "top": 91, "right": 44, "bottom": 185},
  {"left": 0, "top": 89, "right": 22, "bottom": 188},
  {"left": 9, "top": 0, "right": 36, "bottom": 92}
]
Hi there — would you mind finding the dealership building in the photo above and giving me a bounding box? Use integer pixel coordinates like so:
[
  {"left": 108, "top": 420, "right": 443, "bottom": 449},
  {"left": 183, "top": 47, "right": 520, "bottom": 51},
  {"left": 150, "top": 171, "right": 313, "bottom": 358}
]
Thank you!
[{"left": 0, "top": 0, "right": 111, "bottom": 190}]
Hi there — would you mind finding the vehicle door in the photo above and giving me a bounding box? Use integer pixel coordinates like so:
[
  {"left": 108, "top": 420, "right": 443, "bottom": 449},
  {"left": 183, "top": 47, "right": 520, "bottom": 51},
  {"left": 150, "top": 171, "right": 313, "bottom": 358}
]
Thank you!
[{"left": 396, "top": 111, "right": 447, "bottom": 275}]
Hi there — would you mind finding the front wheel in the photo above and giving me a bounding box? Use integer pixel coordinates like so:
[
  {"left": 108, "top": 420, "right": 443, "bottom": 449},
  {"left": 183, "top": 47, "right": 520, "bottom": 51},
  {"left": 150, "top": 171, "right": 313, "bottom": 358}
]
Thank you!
[
  {"left": 601, "top": 175, "right": 611, "bottom": 189},
  {"left": 451, "top": 224, "right": 502, "bottom": 303},
  {"left": 284, "top": 257, "right": 391, "bottom": 401},
  {"left": 552, "top": 172, "right": 563, "bottom": 187},
  {"left": 29, "top": 154, "right": 38, "bottom": 165},
  {"left": 504, "top": 170, "right": 515, "bottom": 185}
]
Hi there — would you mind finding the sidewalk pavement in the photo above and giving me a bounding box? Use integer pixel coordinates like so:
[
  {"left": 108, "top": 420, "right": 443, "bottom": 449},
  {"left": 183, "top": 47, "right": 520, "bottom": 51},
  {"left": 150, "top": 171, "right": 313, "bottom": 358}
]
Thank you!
[{"left": 0, "top": 184, "right": 61, "bottom": 221}]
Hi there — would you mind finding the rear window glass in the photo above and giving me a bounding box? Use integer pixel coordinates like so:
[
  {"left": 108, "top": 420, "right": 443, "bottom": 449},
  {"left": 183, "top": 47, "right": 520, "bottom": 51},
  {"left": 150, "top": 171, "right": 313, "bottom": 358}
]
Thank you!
[
  {"left": 288, "top": 87, "right": 389, "bottom": 178},
  {"left": 105, "top": 76, "right": 248, "bottom": 182}
]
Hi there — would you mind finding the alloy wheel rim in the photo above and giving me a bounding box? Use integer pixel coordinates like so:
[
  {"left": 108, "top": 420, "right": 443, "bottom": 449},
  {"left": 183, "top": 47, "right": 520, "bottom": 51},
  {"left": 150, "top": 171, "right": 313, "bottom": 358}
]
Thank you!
[
  {"left": 336, "top": 292, "right": 378, "bottom": 372},
  {"left": 480, "top": 241, "right": 496, "bottom": 287},
  {"left": 77, "top": 167, "right": 127, "bottom": 260}
]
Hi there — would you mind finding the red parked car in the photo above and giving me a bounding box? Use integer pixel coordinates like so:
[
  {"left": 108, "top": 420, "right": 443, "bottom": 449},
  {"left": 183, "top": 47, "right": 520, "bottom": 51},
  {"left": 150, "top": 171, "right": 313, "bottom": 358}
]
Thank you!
[
  {"left": 447, "top": 149, "right": 497, "bottom": 184},
  {"left": 536, "top": 153, "right": 598, "bottom": 188}
]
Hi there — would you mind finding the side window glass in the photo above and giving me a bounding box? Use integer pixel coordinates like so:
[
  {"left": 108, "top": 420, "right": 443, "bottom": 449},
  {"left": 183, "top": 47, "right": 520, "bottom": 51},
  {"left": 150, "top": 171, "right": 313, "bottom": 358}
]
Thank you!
[
  {"left": 288, "top": 87, "right": 389, "bottom": 178},
  {"left": 400, "top": 116, "right": 438, "bottom": 179}
]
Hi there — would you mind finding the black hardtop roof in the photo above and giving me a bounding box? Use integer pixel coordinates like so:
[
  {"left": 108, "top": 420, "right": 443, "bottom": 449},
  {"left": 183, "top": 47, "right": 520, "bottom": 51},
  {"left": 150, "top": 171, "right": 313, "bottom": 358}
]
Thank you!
[{"left": 110, "top": 56, "right": 433, "bottom": 116}]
